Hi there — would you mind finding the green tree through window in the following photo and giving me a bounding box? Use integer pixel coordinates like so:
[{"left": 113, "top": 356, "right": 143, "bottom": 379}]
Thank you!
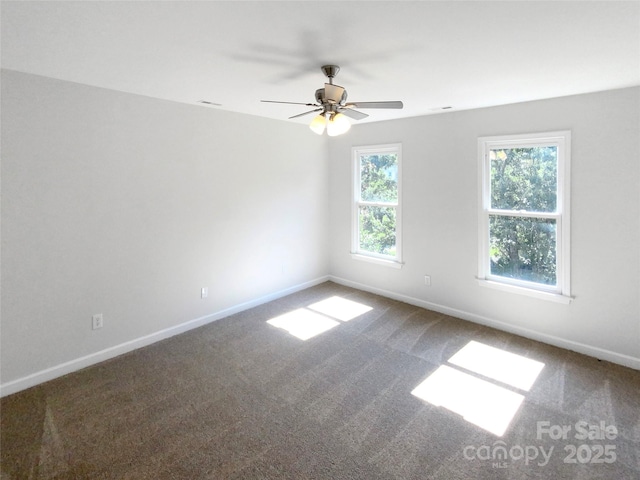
[
  {"left": 478, "top": 131, "right": 571, "bottom": 300},
  {"left": 489, "top": 147, "right": 558, "bottom": 285},
  {"left": 359, "top": 153, "right": 397, "bottom": 255},
  {"left": 353, "top": 145, "right": 402, "bottom": 264}
]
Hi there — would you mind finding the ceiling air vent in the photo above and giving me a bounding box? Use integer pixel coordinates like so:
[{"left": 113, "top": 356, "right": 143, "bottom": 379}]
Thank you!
[{"left": 197, "top": 100, "right": 222, "bottom": 106}]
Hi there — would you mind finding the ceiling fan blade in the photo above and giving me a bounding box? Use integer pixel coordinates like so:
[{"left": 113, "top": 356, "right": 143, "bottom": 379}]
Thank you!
[
  {"left": 261, "top": 100, "right": 319, "bottom": 107},
  {"left": 338, "top": 108, "right": 369, "bottom": 120},
  {"left": 324, "top": 83, "right": 346, "bottom": 104},
  {"left": 288, "top": 108, "right": 323, "bottom": 119},
  {"left": 346, "top": 101, "right": 404, "bottom": 109}
]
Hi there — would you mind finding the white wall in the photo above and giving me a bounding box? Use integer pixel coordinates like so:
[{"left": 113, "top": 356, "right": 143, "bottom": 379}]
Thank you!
[
  {"left": 2, "top": 70, "right": 638, "bottom": 397},
  {"left": 1, "top": 70, "right": 329, "bottom": 390},
  {"left": 328, "top": 87, "right": 640, "bottom": 368}
]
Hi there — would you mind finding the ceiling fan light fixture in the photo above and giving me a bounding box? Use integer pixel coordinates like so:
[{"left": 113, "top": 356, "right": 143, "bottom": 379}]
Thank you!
[
  {"left": 262, "top": 65, "right": 402, "bottom": 135},
  {"left": 309, "top": 114, "right": 326, "bottom": 135},
  {"left": 326, "top": 113, "right": 351, "bottom": 136}
]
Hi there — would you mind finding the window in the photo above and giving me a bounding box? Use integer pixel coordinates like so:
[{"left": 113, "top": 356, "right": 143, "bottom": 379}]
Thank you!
[
  {"left": 352, "top": 144, "right": 402, "bottom": 267},
  {"left": 478, "top": 131, "right": 571, "bottom": 302}
]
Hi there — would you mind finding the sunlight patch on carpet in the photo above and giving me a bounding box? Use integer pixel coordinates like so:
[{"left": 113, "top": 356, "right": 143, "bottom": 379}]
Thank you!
[
  {"left": 411, "top": 365, "right": 524, "bottom": 437},
  {"left": 267, "top": 309, "right": 340, "bottom": 341},
  {"left": 411, "top": 340, "right": 545, "bottom": 436},
  {"left": 307, "top": 296, "right": 373, "bottom": 322},
  {"left": 267, "top": 296, "right": 373, "bottom": 341},
  {"left": 448, "top": 340, "right": 545, "bottom": 391}
]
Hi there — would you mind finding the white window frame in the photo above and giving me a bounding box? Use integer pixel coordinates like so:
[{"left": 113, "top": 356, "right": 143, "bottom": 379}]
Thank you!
[
  {"left": 477, "top": 131, "right": 572, "bottom": 303},
  {"left": 351, "top": 143, "right": 403, "bottom": 268}
]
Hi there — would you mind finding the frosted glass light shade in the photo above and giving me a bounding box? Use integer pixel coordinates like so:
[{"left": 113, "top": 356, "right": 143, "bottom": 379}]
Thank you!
[
  {"left": 309, "top": 114, "right": 326, "bottom": 135},
  {"left": 326, "top": 113, "right": 351, "bottom": 136}
]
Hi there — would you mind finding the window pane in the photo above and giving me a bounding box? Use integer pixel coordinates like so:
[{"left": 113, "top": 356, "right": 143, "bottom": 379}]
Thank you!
[
  {"left": 359, "top": 206, "right": 396, "bottom": 256},
  {"left": 490, "top": 147, "right": 557, "bottom": 212},
  {"left": 489, "top": 216, "right": 556, "bottom": 285},
  {"left": 360, "top": 154, "right": 398, "bottom": 202}
]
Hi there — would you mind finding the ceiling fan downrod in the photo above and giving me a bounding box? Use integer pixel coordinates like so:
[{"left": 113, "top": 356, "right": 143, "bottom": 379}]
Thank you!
[{"left": 321, "top": 65, "right": 340, "bottom": 85}]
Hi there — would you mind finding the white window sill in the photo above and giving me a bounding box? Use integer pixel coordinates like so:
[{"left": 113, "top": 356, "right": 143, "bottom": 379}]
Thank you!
[
  {"left": 477, "top": 278, "right": 573, "bottom": 304},
  {"left": 351, "top": 253, "right": 403, "bottom": 269}
]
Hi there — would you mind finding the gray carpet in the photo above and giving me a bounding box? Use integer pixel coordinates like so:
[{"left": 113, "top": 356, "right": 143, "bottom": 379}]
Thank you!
[{"left": 2, "top": 281, "right": 639, "bottom": 479}]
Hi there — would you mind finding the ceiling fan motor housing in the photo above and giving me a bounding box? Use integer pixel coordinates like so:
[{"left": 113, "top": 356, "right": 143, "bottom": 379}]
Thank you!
[{"left": 315, "top": 87, "right": 347, "bottom": 107}]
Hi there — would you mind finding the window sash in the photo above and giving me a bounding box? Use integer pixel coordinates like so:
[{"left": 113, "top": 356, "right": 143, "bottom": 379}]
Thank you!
[
  {"left": 356, "top": 200, "right": 399, "bottom": 208},
  {"left": 478, "top": 132, "right": 570, "bottom": 299},
  {"left": 352, "top": 144, "right": 402, "bottom": 264},
  {"left": 487, "top": 214, "right": 559, "bottom": 289},
  {"left": 489, "top": 145, "right": 559, "bottom": 213},
  {"left": 487, "top": 209, "right": 559, "bottom": 220},
  {"left": 356, "top": 204, "right": 399, "bottom": 259}
]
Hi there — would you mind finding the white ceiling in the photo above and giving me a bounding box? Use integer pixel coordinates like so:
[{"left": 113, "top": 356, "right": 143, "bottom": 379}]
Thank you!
[{"left": 2, "top": 1, "right": 639, "bottom": 125}]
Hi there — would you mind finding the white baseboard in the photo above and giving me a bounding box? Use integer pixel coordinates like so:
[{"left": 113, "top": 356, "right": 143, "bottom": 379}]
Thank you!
[
  {"left": 0, "top": 276, "right": 330, "bottom": 398},
  {"left": 329, "top": 275, "right": 640, "bottom": 371},
  {"left": 4, "top": 273, "right": 636, "bottom": 398}
]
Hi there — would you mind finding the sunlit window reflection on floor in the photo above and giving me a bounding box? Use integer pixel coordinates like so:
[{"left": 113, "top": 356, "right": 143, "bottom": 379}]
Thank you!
[
  {"left": 411, "top": 365, "right": 524, "bottom": 437},
  {"left": 411, "top": 340, "right": 545, "bottom": 437},
  {"left": 266, "top": 296, "right": 373, "bottom": 341},
  {"left": 448, "top": 340, "right": 545, "bottom": 391},
  {"left": 267, "top": 309, "right": 340, "bottom": 341},
  {"left": 307, "top": 296, "right": 373, "bottom": 322}
]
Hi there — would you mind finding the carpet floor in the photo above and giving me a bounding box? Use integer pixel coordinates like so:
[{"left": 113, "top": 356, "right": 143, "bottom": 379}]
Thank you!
[{"left": 1, "top": 281, "right": 639, "bottom": 479}]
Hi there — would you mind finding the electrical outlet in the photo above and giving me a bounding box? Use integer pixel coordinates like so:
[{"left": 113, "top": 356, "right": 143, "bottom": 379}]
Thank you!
[
  {"left": 201, "top": 287, "right": 208, "bottom": 299},
  {"left": 424, "top": 275, "right": 431, "bottom": 286},
  {"left": 92, "top": 313, "right": 104, "bottom": 330}
]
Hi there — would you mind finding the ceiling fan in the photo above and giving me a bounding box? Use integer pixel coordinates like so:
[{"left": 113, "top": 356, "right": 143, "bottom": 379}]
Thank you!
[{"left": 261, "top": 65, "right": 403, "bottom": 136}]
